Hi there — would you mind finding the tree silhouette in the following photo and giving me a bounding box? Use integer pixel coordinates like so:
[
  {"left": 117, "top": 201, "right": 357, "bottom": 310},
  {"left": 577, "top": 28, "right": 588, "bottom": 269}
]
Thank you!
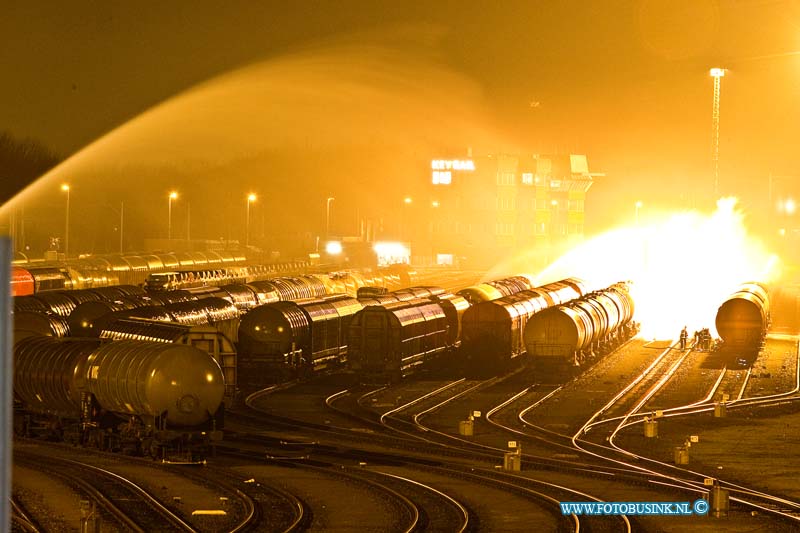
[{"left": 0, "top": 131, "right": 62, "bottom": 205}]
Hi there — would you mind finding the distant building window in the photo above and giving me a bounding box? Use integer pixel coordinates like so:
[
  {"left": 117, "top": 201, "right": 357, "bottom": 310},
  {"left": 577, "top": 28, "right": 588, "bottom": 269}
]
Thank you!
[
  {"left": 521, "top": 172, "right": 534, "bottom": 185},
  {"left": 496, "top": 196, "right": 515, "bottom": 210},
  {"left": 497, "top": 172, "right": 515, "bottom": 186},
  {"left": 432, "top": 170, "right": 452, "bottom": 185},
  {"left": 550, "top": 180, "right": 562, "bottom": 189},
  {"left": 568, "top": 199, "right": 584, "bottom": 211},
  {"left": 495, "top": 222, "right": 514, "bottom": 236}
]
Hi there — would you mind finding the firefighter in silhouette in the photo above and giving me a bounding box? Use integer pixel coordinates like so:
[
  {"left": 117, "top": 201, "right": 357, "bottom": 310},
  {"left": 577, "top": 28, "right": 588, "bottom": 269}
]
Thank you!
[{"left": 680, "top": 326, "right": 688, "bottom": 350}]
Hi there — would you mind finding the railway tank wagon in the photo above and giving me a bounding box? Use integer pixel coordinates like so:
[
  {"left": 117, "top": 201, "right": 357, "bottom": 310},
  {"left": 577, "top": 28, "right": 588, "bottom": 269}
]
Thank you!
[
  {"left": 715, "top": 282, "right": 770, "bottom": 353},
  {"left": 460, "top": 278, "right": 586, "bottom": 376},
  {"left": 99, "top": 318, "right": 238, "bottom": 401},
  {"left": 11, "top": 267, "right": 72, "bottom": 295},
  {"left": 456, "top": 275, "right": 534, "bottom": 305},
  {"left": 14, "top": 337, "right": 225, "bottom": 458},
  {"left": 348, "top": 299, "right": 453, "bottom": 383},
  {"left": 11, "top": 266, "right": 34, "bottom": 297},
  {"left": 525, "top": 282, "right": 636, "bottom": 380},
  {"left": 68, "top": 299, "right": 147, "bottom": 337},
  {"left": 14, "top": 311, "right": 71, "bottom": 339}
]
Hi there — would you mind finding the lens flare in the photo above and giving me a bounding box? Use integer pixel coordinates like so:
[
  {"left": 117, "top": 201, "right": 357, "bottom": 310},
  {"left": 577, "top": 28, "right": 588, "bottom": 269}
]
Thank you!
[{"left": 535, "top": 198, "right": 779, "bottom": 338}]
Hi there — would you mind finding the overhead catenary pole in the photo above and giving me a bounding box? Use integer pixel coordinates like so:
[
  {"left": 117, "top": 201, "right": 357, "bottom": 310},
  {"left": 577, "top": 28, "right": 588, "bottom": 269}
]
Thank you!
[
  {"left": 119, "top": 201, "right": 124, "bottom": 253},
  {"left": 246, "top": 194, "right": 256, "bottom": 247},
  {"left": 61, "top": 184, "right": 70, "bottom": 257},
  {"left": 1, "top": 237, "right": 12, "bottom": 532}
]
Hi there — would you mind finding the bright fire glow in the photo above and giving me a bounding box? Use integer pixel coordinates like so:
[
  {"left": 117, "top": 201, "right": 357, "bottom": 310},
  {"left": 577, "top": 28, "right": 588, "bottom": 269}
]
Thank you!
[
  {"left": 373, "top": 241, "right": 410, "bottom": 266},
  {"left": 535, "top": 198, "right": 779, "bottom": 339},
  {"left": 325, "top": 241, "right": 343, "bottom": 255}
]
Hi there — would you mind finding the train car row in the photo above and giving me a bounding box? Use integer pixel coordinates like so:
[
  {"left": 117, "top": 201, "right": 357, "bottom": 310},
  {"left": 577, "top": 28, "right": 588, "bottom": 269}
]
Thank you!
[
  {"left": 459, "top": 278, "right": 586, "bottom": 375},
  {"left": 236, "top": 276, "right": 595, "bottom": 384},
  {"left": 18, "top": 273, "right": 769, "bottom": 389},
  {"left": 11, "top": 250, "right": 253, "bottom": 295},
  {"left": 526, "top": 282, "right": 637, "bottom": 380},
  {"left": 13, "top": 268, "right": 426, "bottom": 400},
  {"left": 13, "top": 265, "right": 419, "bottom": 337},
  {"left": 9, "top": 276, "right": 461, "bottom": 458},
  {"left": 145, "top": 262, "right": 418, "bottom": 296},
  {"left": 10, "top": 277, "right": 776, "bottom": 463},
  {"left": 246, "top": 277, "right": 769, "bottom": 383},
  {"left": 9, "top": 249, "right": 320, "bottom": 296}
]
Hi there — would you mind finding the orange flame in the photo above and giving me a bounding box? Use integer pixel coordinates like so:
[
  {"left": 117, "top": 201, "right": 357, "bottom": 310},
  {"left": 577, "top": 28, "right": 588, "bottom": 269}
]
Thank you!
[{"left": 536, "top": 198, "right": 779, "bottom": 338}]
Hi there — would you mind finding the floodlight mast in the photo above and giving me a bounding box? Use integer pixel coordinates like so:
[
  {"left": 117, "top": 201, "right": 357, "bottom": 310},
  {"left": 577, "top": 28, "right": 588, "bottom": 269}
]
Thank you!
[{"left": 710, "top": 68, "right": 726, "bottom": 197}]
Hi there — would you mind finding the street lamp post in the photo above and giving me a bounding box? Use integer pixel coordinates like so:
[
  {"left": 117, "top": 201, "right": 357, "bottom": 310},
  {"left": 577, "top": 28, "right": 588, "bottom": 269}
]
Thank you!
[
  {"left": 168, "top": 191, "right": 178, "bottom": 240},
  {"left": 119, "top": 201, "right": 124, "bottom": 253},
  {"left": 635, "top": 201, "right": 643, "bottom": 225},
  {"left": 326, "top": 197, "right": 335, "bottom": 239},
  {"left": 246, "top": 193, "right": 257, "bottom": 247},
  {"left": 61, "top": 184, "right": 70, "bottom": 257},
  {"left": 402, "top": 197, "right": 412, "bottom": 240},
  {"left": 106, "top": 202, "right": 124, "bottom": 253}
]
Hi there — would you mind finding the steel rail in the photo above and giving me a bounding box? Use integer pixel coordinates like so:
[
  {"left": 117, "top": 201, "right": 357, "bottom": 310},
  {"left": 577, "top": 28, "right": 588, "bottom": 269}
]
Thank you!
[{"left": 372, "top": 470, "right": 471, "bottom": 533}]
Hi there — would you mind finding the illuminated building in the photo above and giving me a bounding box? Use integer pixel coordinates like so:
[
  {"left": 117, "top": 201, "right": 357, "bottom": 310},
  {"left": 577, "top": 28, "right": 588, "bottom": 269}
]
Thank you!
[
  {"left": 420, "top": 153, "right": 598, "bottom": 269},
  {"left": 768, "top": 174, "right": 800, "bottom": 266}
]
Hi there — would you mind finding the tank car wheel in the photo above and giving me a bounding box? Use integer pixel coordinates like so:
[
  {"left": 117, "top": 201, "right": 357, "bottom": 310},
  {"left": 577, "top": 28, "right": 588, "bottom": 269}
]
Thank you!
[
  {"left": 86, "top": 431, "right": 100, "bottom": 449},
  {"left": 149, "top": 443, "right": 163, "bottom": 461},
  {"left": 13, "top": 416, "right": 28, "bottom": 438}
]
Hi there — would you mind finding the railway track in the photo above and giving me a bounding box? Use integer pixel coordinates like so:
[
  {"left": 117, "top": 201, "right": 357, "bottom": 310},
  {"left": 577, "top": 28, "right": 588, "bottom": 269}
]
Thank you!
[
  {"left": 234, "top": 375, "right": 650, "bottom": 529},
  {"left": 15, "top": 450, "right": 197, "bottom": 533},
  {"left": 10, "top": 496, "right": 41, "bottom": 533},
  {"left": 398, "top": 464, "right": 584, "bottom": 533},
  {"left": 566, "top": 337, "right": 800, "bottom": 526},
  {"left": 219, "top": 446, "right": 461, "bottom": 532},
  {"left": 349, "top": 376, "right": 639, "bottom": 531},
  {"left": 233, "top": 353, "right": 799, "bottom": 530},
  {"left": 222, "top": 438, "right": 594, "bottom": 532},
  {"left": 465, "top": 336, "right": 800, "bottom": 529},
  {"left": 14, "top": 441, "right": 264, "bottom": 533}
]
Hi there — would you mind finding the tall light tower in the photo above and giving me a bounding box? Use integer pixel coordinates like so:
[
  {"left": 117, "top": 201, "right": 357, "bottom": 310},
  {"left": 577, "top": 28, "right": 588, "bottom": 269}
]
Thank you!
[{"left": 710, "top": 67, "right": 726, "bottom": 197}]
